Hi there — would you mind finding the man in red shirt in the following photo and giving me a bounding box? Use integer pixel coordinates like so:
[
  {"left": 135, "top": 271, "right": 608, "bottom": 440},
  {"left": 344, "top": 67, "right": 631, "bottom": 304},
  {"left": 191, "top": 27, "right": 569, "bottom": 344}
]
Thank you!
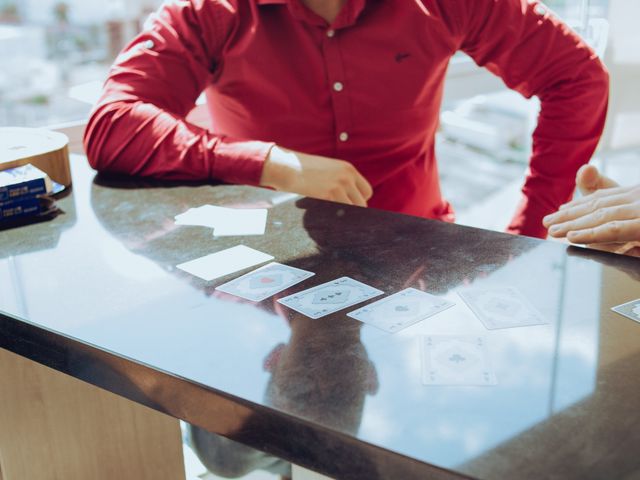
[{"left": 84, "top": 0, "right": 609, "bottom": 238}]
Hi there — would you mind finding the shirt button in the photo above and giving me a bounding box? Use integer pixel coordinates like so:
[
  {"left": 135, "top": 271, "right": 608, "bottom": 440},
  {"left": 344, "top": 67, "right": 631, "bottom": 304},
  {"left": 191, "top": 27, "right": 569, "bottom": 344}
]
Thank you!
[
  {"left": 333, "top": 82, "right": 344, "bottom": 92},
  {"left": 326, "top": 29, "right": 335, "bottom": 38},
  {"left": 339, "top": 132, "right": 349, "bottom": 142}
]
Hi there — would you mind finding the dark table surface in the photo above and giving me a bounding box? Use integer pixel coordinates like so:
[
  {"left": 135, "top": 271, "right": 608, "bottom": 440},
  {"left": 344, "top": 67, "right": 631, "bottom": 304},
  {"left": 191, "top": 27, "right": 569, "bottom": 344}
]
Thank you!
[{"left": 2, "top": 156, "right": 640, "bottom": 480}]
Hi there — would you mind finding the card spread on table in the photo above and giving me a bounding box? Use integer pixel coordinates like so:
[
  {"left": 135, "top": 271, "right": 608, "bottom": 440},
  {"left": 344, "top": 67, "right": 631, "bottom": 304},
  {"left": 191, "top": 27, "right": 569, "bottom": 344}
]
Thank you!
[
  {"left": 175, "top": 205, "right": 268, "bottom": 236},
  {"left": 611, "top": 299, "right": 640, "bottom": 324},
  {"left": 458, "top": 286, "right": 548, "bottom": 330},
  {"left": 347, "top": 288, "right": 455, "bottom": 333},
  {"left": 176, "top": 245, "right": 273, "bottom": 281},
  {"left": 421, "top": 335, "right": 497, "bottom": 386},
  {"left": 278, "top": 277, "right": 383, "bottom": 319},
  {"left": 175, "top": 205, "right": 223, "bottom": 228},
  {"left": 216, "top": 262, "right": 315, "bottom": 302}
]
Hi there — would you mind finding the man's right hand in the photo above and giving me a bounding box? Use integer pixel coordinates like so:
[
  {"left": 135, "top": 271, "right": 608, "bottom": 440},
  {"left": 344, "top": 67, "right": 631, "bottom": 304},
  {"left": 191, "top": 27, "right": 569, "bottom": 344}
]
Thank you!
[{"left": 260, "top": 146, "right": 373, "bottom": 207}]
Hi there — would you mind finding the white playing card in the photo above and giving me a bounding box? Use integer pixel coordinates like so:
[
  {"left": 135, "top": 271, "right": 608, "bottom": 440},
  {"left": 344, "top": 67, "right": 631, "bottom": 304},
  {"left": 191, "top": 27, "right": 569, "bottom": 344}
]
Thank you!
[
  {"left": 213, "top": 209, "right": 268, "bottom": 237},
  {"left": 175, "top": 205, "right": 226, "bottom": 228},
  {"left": 611, "top": 298, "right": 640, "bottom": 324},
  {"left": 458, "top": 286, "right": 548, "bottom": 330},
  {"left": 347, "top": 288, "right": 455, "bottom": 333},
  {"left": 177, "top": 245, "right": 273, "bottom": 281},
  {"left": 421, "top": 335, "right": 497, "bottom": 386},
  {"left": 175, "top": 205, "right": 268, "bottom": 236},
  {"left": 215, "top": 263, "right": 315, "bottom": 302},
  {"left": 277, "top": 277, "right": 383, "bottom": 319}
]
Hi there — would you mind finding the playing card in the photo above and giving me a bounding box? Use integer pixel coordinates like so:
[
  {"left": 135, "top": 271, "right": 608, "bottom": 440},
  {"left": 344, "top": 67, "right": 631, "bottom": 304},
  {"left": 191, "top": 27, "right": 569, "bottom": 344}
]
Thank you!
[
  {"left": 212, "top": 209, "right": 268, "bottom": 237},
  {"left": 611, "top": 299, "right": 640, "bottom": 324},
  {"left": 215, "top": 263, "right": 315, "bottom": 302},
  {"left": 347, "top": 288, "right": 455, "bottom": 333},
  {"left": 175, "top": 205, "right": 226, "bottom": 228},
  {"left": 458, "top": 286, "right": 548, "bottom": 330},
  {"left": 277, "top": 277, "right": 383, "bottom": 319},
  {"left": 421, "top": 335, "right": 497, "bottom": 386},
  {"left": 175, "top": 205, "right": 268, "bottom": 236},
  {"left": 176, "top": 245, "right": 274, "bottom": 281}
]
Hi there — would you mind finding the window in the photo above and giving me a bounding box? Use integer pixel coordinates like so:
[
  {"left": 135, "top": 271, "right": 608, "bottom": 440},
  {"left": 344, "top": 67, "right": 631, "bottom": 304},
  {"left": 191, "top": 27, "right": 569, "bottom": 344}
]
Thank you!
[
  {"left": 0, "top": 0, "right": 609, "bottom": 129},
  {"left": 0, "top": 0, "right": 162, "bottom": 127}
]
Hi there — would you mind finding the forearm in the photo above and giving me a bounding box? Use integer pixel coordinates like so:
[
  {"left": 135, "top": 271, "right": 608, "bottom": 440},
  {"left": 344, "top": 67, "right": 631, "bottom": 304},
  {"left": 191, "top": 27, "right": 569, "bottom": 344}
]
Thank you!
[
  {"left": 508, "top": 58, "right": 610, "bottom": 238},
  {"left": 84, "top": 99, "right": 273, "bottom": 185}
]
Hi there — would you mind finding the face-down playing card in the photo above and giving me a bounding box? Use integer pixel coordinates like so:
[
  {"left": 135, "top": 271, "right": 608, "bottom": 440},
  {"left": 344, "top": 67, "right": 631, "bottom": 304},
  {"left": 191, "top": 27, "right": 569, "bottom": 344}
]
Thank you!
[
  {"left": 458, "top": 286, "right": 548, "bottom": 330},
  {"left": 215, "top": 262, "right": 315, "bottom": 302},
  {"left": 421, "top": 335, "right": 497, "bottom": 386},
  {"left": 277, "top": 277, "right": 383, "bottom": 319},
  {"left": 347, "top": 288, "right": 455, "bottom": 333}
]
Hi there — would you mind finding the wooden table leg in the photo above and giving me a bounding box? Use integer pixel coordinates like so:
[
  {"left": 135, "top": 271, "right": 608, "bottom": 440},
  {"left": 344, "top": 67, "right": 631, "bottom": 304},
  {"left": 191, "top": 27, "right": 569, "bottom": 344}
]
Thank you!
[{"left": 0, "top": 348, "right": 185, "bottom": 480}]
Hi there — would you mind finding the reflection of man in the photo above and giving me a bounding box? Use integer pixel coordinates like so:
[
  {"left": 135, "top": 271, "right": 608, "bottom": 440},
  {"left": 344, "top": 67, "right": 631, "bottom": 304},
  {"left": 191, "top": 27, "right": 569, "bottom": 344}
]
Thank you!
[
  {"left": 189, "top": 310, "right": 378, "bottom": 479},
  {"left": 544, "top": 165, "right": 640, "bottom": 256},
  {"left": 84, "top": 0, "right": 609, "bottom": 238}
]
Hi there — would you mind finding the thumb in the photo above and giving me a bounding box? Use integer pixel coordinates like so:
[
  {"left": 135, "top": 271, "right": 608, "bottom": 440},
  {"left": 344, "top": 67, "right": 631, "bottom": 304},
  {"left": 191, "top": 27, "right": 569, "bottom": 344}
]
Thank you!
[{"left": 576, "top": 164, "right": 618, "bottom": 196}]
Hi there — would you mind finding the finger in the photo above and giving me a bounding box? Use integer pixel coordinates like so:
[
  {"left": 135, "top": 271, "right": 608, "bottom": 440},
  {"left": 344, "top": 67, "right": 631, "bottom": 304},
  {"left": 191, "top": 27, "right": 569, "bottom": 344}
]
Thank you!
[
  {"left": 625, "top": 247, "right": 640, "bottom": 258},
  {"left": 546, "top": 200, "right": 608, "bottom": 230},
  {"left": 329, "top": 189, "right": 353, "bottom": 206},
  {"left": 546, "top": 192, "right": 637, "bottom": 229},
  {"left": 548, "top": 204, "right": 639, "bottom": 238},
  {"left": 347, "top": 185, "right": 368, "bottom": 207},
  {"left": 355, "top": 172, "right": 373, "bottom": 201},
  {"left": 575, "top": 164, "right": 618, "bottom": 195},
  {"left": 559, "top": 185, "right": 631, "bottom": 211},
  {"left": 576, "top": 164, "right": 600, "bottom": 196},
  {"left": 585, "top": 242, "right": 632, "bottom": 253},
  {"left": 566, "top": 219, "right": 640, "bottom": 244},
  {"left": 575, "top": 164, "right": 619, "bottom": 196}
]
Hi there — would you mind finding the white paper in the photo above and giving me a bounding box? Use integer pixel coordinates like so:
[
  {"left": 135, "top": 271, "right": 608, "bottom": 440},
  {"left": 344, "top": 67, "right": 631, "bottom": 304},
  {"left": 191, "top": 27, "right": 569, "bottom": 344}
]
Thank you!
[{"left": 176, "top": 245, "right": 274, "bottom": 281}]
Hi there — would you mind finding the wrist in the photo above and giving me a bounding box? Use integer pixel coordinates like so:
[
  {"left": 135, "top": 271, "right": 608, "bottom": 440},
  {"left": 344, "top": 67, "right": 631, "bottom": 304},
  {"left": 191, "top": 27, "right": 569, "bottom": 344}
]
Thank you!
[{"left": 260, "top": 145, "right": 298, "bottom": 191}]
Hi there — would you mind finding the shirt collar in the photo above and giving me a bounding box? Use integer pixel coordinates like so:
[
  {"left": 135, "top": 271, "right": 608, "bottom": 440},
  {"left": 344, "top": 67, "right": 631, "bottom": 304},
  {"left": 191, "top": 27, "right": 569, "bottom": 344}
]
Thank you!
[{"left": 256, "top": 0, "right": 368, "bottom": 29}]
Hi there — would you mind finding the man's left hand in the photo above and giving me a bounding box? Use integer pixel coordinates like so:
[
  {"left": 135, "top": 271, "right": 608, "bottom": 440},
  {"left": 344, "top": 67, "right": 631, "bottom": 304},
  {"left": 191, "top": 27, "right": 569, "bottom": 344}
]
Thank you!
[{"left": 543, "top": 168, "right": 640, "bottom": 255}]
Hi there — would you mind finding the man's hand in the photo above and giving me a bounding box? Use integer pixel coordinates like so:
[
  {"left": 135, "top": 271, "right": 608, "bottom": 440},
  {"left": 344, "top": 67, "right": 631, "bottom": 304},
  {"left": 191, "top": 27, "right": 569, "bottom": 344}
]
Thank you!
[
  {"left": 260, "top": 146, "right": 373, "bottom": 207},
  {"left": 543, "top": 165, "right": 640, "bottom": 255}
]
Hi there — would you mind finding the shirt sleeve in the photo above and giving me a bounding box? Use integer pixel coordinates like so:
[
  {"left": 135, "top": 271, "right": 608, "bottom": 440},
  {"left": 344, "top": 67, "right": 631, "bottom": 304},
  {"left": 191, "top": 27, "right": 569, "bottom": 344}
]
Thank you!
[
  {"left": 451, "top": 0, "right": 609, "bottom": 238},
  {"left": 83, "top": 0, "right": 273, "bottom": 185}
]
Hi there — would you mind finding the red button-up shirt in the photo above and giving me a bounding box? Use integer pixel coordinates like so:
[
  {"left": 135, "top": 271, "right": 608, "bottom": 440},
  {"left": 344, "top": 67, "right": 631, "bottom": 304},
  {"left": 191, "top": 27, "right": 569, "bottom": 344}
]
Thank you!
[{"left": 84, "top": 0, "right": 609, "bottom": 238}]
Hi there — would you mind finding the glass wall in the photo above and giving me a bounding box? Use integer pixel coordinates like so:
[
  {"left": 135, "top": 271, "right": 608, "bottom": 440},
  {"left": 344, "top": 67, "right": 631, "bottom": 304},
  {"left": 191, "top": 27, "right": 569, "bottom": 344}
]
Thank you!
[
  {"left": 0, "top": 0, "right": 162, "bottom": 127},
  {"left": 0, "top": 0, "right": 609, "bottom": 129}
]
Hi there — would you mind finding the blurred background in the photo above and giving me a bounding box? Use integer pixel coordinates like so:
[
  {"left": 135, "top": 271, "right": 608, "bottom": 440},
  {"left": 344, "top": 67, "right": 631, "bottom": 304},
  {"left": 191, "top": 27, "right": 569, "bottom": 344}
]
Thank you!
[{"left": 0, "top": 0, "right": 609, "bottom": 129}]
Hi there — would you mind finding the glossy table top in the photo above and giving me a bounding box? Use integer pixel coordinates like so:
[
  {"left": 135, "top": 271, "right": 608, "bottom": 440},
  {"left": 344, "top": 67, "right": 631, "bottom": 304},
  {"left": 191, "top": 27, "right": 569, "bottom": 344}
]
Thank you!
[{"left": 2, "top": 156, "right": 640, "bottom": 480}]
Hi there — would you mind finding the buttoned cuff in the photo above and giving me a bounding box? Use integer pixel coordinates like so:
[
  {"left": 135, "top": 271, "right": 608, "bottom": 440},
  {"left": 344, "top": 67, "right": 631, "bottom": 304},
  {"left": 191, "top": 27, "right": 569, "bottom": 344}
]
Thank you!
[
  {"left": 209, "top": 138, "right": 276, "bottom": 187},
  {"left": 506, "top": 194, "right": 551, "bottom": 239}
]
